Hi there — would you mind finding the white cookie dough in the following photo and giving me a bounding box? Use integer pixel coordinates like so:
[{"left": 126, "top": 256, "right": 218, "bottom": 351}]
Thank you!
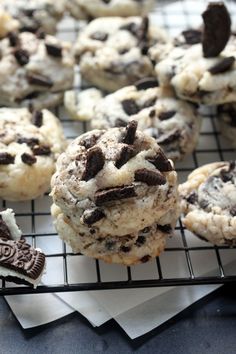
[
  {"left": 0, "top": 107, "right": 67, "bottom": 201},
  {"left": 179, "top": 161, "right": 236, "bottom": 245},
  {"left": 0, "top": 8, "right": 19, "bottom": 39},
  {"left": 51, "top": 123, "right": 179, "bottom": 265}
]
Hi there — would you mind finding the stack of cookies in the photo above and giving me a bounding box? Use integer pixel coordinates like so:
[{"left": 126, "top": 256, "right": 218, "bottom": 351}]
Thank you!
[{"left": 0, "top": 0, "right": 235, "bottom": 282}]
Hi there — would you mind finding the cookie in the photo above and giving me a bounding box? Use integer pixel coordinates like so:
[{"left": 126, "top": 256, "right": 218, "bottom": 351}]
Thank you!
[
  {"left": 0, "top": 209, "right": 46, "bottom": 287},
  {"left": 75, "top": 16, "right": 170, "bottom": 92},
  {"left": 0, "top": 31, "right": 74, "bottom": 109},
  {"left": 0, "top": 0, "right": 65, "bottom": 34},
  {"left": 66, "top": 0, "right": 154, "bottom": 20},
  {"left": 0, "top": 107, "right": 66, "bottom": 201},
  {"left": 0, "top": 209, "right": 21, "bottom": 240},
  {"left": 51, "top": 122, "right": 179, "bottom": 265},
  {"left": 0, "top": 8, "right": 19, "bottom": 39},
  {"left": 155, "top": 3, "right": 235, "bottom": 105},
  {"left": 218, "top": 103, "right": 236, "bottom": 148},
  {"left": 64, "top": 88, "right": 104, "bottom": 121},
  {"left": 179, "top": 161, "right": 236, "bottom": 245},
  {"left": 90, "top": 84, "right": 201, "bottom": 161}
]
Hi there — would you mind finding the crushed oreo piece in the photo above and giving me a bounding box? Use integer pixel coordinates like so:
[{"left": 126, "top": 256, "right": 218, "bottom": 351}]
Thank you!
[
  {"left": 135, "top": 236, "right": 146, "bottom": 246},
  {"left": 79, "top": 135, "right": 100, "bottom": 149},
  {"left": 17, "top": 137, "right": 39, "bottom": 148},
  {"left": 122, "top": 120, "right": 138, "bottom": 144},
  {"left": 27, "top": 73, "right": 53, "bottom": 88},
  {"left": 8, "top": 32, "right": 19, "bottom": 46},
  {"left": 21, "top": 153, "right": 37, "bottom": 165},
  {"left": 202, "top": 2, "right": 231, "bottom": 57},
  {"left": 208, "top": 56, "right": 235, "bottom": 74},
  {"left": 82, "top": 208, "right": 105, "bottom": 225},
  {"left": 186, "top": 192, "right": 198, "bottom": 204},
  {"left": 156, "top": 130, "right": 181, "bottom": 145},
  {"left": 0, "top": 238, "right": 45, "bottom": 281},
  {"left": 159, "top": 110, "right": 176, "bottom": 120},
  {"left": 115, "top": 118, "right": 127, "bottom": 127},
  {"left": 0, "top": 152, "right": 15, "bottom": 165},
  {"left": 135, "top": 77, "right": 159, "bottom": 90},
  {"left": 230, "top": 206, "right": 236, "bottom": 216},
  {"left": 120, "top": 22, "right": 138, "bottom": 36},
  {"left": 14, "top": 49, "right": 29, "bottom": 66},
  {"left": 157, "top": 224, "right": 172, "bottom": 233},
  {"left": 81, "top": 146, "right": 105, "bottom": 181},
  {"left": 115, "top": 146, "right": 135, "bottom": 169},
  {"left": 120, "top": 245, "right": 131, "bottom": 253},
  {"left": 95, "top": 185, "right": 136, "bottom": 206},
  {"left": 149, "top": 109, "right": 156, "bottom": 118},
  {"left": 138, "top": 17, "right": 149, "bottom": 55},
  {"left": 0, "top": 216, "right": 11, "bottom": 240},
  {"left": 45, "top": 43, "right": 62, "bottom": 58},
  {"left": 32, "top": 110, "right": 43, "bottom": 127},
  {"left": 146, "top": 151, "right": 173, "bottom": 172},
  {"left": 90, "top": 32, "right": 108, "bottom": 41},
  {"left": 122, "top": 99, "right": 140, "bottom": 116},
  {"left": 140, "top": 255, "right": 151, "bottom": 263},
  {"left": 135, "top": 168, "right": 166, "bottom": 185},
  {"left": 181, "top": 29, "right": 202, "bottom": 45},
  {"left": 32, "top": 145, "right": 51, "bottom": 156}
]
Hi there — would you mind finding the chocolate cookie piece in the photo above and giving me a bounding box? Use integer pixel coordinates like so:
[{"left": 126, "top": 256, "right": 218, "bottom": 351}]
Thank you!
[
  {"left": 134, "top": 168, "right": 166, "bottom": 185},
  {"left": 146, "top": 151, "right": 173, "bottom": 172},
  {"left": 90, "top": 32, "right": 108, "bottom": 41},
  {"left": 0, "top": 152, "right": 15, "bottom": 165},
  {"left": 208, "top": 56, "right": 235, "bottom": 75},
  {"left": 32, "top": 110, "right": 43, "bottom": 127},
  {"left": 81, "top": 146, "right": 105, "bottom": 181},
  {"left": 181, "top": 29, "right": 202, "bottom": 45},
  {"left": 21, "top": 153, "right": 37, "bottom": 165},
  {"left": 27, "top": 73, "right": 53, "bottom": 88},
  {"left": 121, "top": 99, "right": 140, "bottom": 116},
  {"left": 82, "top": 208, "right": 105, "bottom": 225},
  {"left": 8, "top": 32, "right": 20, "bottom": 47},
  {"left": 159, "top": 110, "right": 176, "bottom": 121},
  {"left": 202, "top": 2, "right": 231, "bottom": 57},
  {"left": 32, "top": 145, "right": 51, "bottom": 156},
  {"left": 115, "top": 146, "right": 136, "bottom": 169},
  {"left": 135, "top": 77, "right": 159, "bottom": 90},
  {"left": 45, "top": 43, "right": 62, "bottom": 58},
  {"left": 0, "top": 238, "right": 45, "bottom": 285},
  {"left": 14, "top": 49, "right": 29, "bottom": 66},
  {"left": 122, "top": 120, "right": 138, "bottom": 144},
  {"left": 95, "top": 185, "right": 136, "bottom": 206}
]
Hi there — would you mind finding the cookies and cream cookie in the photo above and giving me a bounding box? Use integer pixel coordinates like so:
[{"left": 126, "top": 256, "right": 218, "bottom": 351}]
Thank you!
[
  {"left": 75, "top": 16, "right": 169, "bottom": 92},
  {"left": 88, "top": 81, "right": 201, "bottom": 161},
  {"left": 0, "top": 107, "right": 66, "bottom": 201},
  {"left": 51, "top": 122, "right": 179, "bottom": 265},
  {"left": 179, "top": 161, "right": 236, "bottom": 245},
  {"left": 0, "top": 31, "right": 74, "bottom": 109}
]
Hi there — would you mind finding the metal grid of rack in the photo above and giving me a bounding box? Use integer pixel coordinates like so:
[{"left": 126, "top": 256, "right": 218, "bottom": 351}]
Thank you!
[{"left": 1, "top": 0, "right": 236, "bottom": 296}]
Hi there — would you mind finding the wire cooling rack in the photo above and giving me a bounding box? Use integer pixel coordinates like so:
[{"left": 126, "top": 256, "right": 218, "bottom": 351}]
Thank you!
[{"left": 1, "top": 0, "right": 236, "bottom": 296}]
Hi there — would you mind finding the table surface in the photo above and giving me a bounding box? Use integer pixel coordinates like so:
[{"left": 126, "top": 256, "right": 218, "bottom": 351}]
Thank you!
[{"left": 0, "top": 285, "right": 236, "bottom": 354}]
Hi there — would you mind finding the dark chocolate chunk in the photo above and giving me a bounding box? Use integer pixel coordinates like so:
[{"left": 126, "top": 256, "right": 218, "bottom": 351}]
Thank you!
[
  {"left": 121, "top": 99, "right": 140, "bottom": 116},
  {"left": 21, "top": 153, "right": 37, "bottom": 165},
  {"left": 208, "top": 56, "right": 235, "bottom": 74},
  {"left": 95, "top": 185, "right": 136, "bottom": 206},
  {"left": 122, "top": 120, "right": 138, "bottom": 145},
  {"left": 82, "top": 208, "right": 105, "bottom": 225},
  {"left": 181, "top": 29, "right": 202, "bottom": 45},
  {"left": 27, "top": 73, "right": 53, "bottom": 88},
  {"left": 0, "top": 152, "right": 15, "bottom": 165},
  {"left": 157, "top": 224, "right": 172, "bottom": 233},
  {"left": 81, "top": 146, "right": 105, "bottom": 181},
  {"left": 0, "top": 238, "right": 45, "bottom": 280},
  {"left": 146, "top": 151, "right": 173, "bottom": 172},
  {"left": 8, "top": 32, "right": 19, "bottom": 47},
  {"left": 90, "top": 32, "right": 108, "bottom": 41},
  {"left": 135, "top": 77, "right": 159, "bottom": 90},
  {"left": 45, "top": 43, "right": 62, "bottom": 58},
  {"left": 202, "top": 2, "right": 231, "bottom": 57},
  {"left": 158, "top": 110, "right": 176, "bottom": 120},
  {"left": 17, "top": 137, "right": 39, "bottom": 148},
  {"left": 115, "top": 146, "right": 135, "bottom": 169},
  {"left": 32, "top": 145, "right": 51, "bottom": 156},
  {"left": 32, "top": 110, "right": 43, "bottom": 127},
  {"left": 0, "top": 216, "right": 11, "bottom": 240},
  {"left": 186, "top": 192, "right": 198, "bottom": 204},
  {"left": 79, "top": 134, "right": 100, "bottom": 149},
  {"left": 134, "top": 168, "right": 166, "bottom": 186},
  {"left": 115, "top": 118, "right": 127, "bottom": 127},
  {"left": 135, "top": 236, "right": 146, "bottom": 247},
  {"left": 14, "top": 49, "right": 29, "bottom": 66},
  {"left": 230, "top": 206, "right": 236, "bottom": 216},
  {"left": 140, "top": 255, "right": 151, "bottom": 263},
  {"left": 156, "top": 130, "right": 181, "bottom": 145},
  {"left": 120, "top": 246, "right": 131, "bottom": 253}
]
